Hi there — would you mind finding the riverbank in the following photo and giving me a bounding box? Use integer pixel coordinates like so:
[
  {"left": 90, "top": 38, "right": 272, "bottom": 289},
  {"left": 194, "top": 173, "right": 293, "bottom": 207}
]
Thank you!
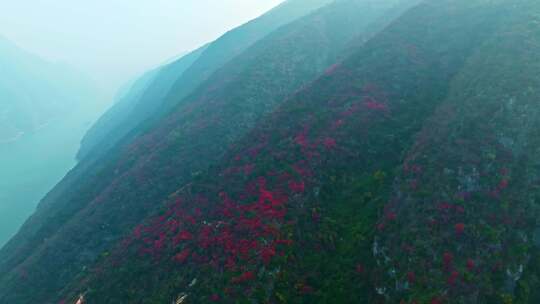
[{"left": 0, "top": 100, "right": 109, "bottom": 247}]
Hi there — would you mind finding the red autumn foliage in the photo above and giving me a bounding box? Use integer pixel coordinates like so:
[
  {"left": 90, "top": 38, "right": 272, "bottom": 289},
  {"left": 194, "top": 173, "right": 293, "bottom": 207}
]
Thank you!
[
  {"left": 288, "top": 181, "right": 305, "bottom": 193},
  {"left": 173, "top": 249, "right": 191, "bottom": 264},
  {"left": 331, "top": 119, "right": 345, "bottom": 130},
  {"left": 438, "top": 202, "right": 453, "bottom": 212},
  {"left": 295, "top": 132, "right": 309, "bottom": 148},
  {"left": 454, "top": 223, "right": 465, "bottom": 235},
  {"left": 404, "top": 164, "right": 423, "bottom": 174},
  {"left": 153, "top": 233, "right": 166, "bottom": 252},
  {"left": 323, "top": 137, "right": 337, "bottom": 149},
  {"left": 363, "top": 97, "right": 389, "bottom": 112},
  {"left": 407, "top": 271, "right": 416, "bottom": 284},
  {"left": 443, "top": 252, "right": 453, "bottom": 271},
  {"left": 466, "top": 259, "right": 475, "bottom": 271},
  {"left": 324, "top": 63, "right": 340, "bottom": 75},
  {"left": 448, "top": 270, "right": 459, "bottom": 285},
  {"left": 176, "top": 230, "right": 193, "bottom": 241},
  {"left": 299, "top": 284, "right": 315, "bottom": 294},
  {"left": 132, "top": 225, "right": 143, "bottom": 239},
  {"left": 498, "top": 179, "right": 509, "bottom": 190},
  {"left": 243, "top": 164, "right": 255, "bottom": 175},
  {"left": 356, "top": 264, "right": 365, "bottom": 274},
  {"left": 261, "top": 246, "right": 276, "bottom": 265},
  {"left": 124, "top": 94, "right": 366, "bottom": 286},
  {"left": 275, "top": 239, "right": 294, "bottom": 246},
  {"left": 386, "top": 212, "right": 397, "bottom": 221},
  {"left": 231, "top": 271, "right": 255, "bottom": 284},
  {"left": 431, "top": 297, "right": 443, "bottom": 304},
  {"left": 225, "top": 256, "right": 236, "bottom": 270}
]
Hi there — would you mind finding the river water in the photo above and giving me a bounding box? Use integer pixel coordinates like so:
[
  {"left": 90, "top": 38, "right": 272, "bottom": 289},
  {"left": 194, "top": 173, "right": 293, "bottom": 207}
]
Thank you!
[{"left": 0, "top": 100, "right": 108, "bottom": 247}]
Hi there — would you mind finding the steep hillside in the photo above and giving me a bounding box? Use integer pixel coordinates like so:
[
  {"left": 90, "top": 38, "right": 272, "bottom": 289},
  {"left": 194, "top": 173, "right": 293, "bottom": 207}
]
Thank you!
[
  {"left": 0, "top": 0, "right": 414, "bottom": 302},
  {"left": 76, "top": 0, "right": 333, "bottom": 160},
  {"left": 0, "top": 37, "right": 94, "bottom": 143},
  {"left": 3, "top": 0, "right": 535, "bottom": 303},
  {"left": 54, "top": 0, "right": 519, "bottom": 303},
  {"left": 374, "top": 1, "right": 540, "bottom": 303},
  {"left": 158, "top": 0, "right": 334, "bottom": 114},
  {"left": 76, "top": 45, "right": 208, "bottom": 161}
]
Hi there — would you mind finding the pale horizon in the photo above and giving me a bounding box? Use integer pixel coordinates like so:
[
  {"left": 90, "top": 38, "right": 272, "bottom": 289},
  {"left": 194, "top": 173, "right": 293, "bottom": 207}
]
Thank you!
[{"left": 0, "top": 0, "right": 285, "bottom": 96}]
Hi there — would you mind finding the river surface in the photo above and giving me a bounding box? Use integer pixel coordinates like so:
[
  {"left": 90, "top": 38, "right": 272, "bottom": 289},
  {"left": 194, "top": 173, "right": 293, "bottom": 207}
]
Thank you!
[{"left": 0, "top": 101, "right": 108, "bottom": 247}]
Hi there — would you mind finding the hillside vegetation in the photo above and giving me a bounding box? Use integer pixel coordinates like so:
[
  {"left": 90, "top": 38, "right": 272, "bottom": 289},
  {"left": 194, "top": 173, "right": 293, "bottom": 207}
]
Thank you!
[{"left": 2, "top": 0, "right": 539, "bottom": 303}]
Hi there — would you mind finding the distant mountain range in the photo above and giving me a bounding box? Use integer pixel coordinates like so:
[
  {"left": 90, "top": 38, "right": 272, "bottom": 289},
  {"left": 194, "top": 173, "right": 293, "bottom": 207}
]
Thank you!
[
  {"left": 76, "top": 0, "right": 334, "bottom": 161},
  {"left": 2, "top": 0, "right": 540, "bottom": 303},
  {"left": 0, "top": 37, "right": 95, "bottom": 143}
]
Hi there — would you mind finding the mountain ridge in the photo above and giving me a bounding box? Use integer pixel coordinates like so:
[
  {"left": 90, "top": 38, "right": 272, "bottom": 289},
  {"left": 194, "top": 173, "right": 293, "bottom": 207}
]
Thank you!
[
  {"left": 76, "top": 0, "right": 334, "bottom": 161},
  {"left": 2, "top": 0, "right": 540, "bottom": 303},
  {"left": 0, "top": 1, "right": 416, "bottom": 302},
  {"left": 0, "top": 36, "right": 96, "bottom": 143}
]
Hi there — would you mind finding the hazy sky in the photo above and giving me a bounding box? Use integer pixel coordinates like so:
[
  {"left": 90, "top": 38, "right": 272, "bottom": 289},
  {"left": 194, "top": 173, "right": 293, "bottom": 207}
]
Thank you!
[{"left": 0, "top": 0, "right": 285, "bottom": 95}]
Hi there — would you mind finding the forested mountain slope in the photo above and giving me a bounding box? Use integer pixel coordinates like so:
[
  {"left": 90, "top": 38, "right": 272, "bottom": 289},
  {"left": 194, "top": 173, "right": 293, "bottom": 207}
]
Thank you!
[
  {"left": 0, "top": 37, "right": 94, "bottom": 143},
  {"left": 76, "top": 45, "right": 208, "bottom": 161},
  {"left": 3, "top": 0, "right": 537, "bottom": 303},
  {"left": 76, "top": 0, "right": 333, "bottom": 161},
  {"left": 55, "top": 0, "right": 537, "bottom": 303},
  {"left": 157, "top": 0, "right": 334, "bottom": 115},
  {"left": 40, "top": 0, "right": 536, "bottom": 302},
  {"left": 375, "top": 1, "right": 540, "bottom": 302},
  {"left": 0, "top": 0, "right": 415, "bottom": 302}
]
